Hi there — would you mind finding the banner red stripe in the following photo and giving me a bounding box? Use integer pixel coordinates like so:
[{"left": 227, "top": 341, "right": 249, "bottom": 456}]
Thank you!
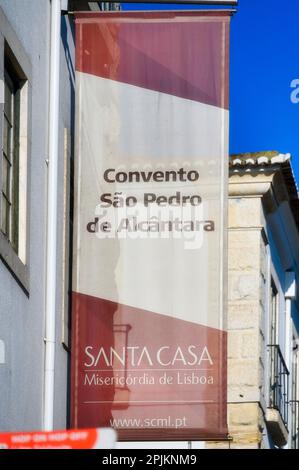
[
  {"left": 75, "top": 13, "right": 229, "bottom": 109},
  {"left": 71, "top": 292, "right": 227, "bottom": 439}
]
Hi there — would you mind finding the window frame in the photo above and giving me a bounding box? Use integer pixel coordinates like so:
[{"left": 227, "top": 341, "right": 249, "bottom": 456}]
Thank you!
[
  {"left": 1, "top": 64, "right": 20, "bottom": 251},
  {"left": 265, "top": 254, "right": 287, "bottom": 408},
  {"left": 0, "top": 9, "right": 32, "bottom": 293},
  {"left": 269, "top": 278, "right": 279, "bottom": 347}
]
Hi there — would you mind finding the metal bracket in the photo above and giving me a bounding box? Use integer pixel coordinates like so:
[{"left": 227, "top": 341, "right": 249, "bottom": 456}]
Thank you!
[
  {"left": 65, "top": 0, "right": 238, "bottom": 12},
  {"left": 96, "top": 1, "right": 238, "bottom": 3}
]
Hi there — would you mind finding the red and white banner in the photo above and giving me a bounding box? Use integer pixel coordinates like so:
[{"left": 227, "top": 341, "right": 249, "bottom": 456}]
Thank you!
[
  {"left": 71, "top": 11, "right": 230, "bottom": 440},
  {"left": 0, "top": 428, "right": 116, "bottom": 449}
]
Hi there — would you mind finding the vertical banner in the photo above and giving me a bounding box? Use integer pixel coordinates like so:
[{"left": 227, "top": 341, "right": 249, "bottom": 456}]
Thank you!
[{"left": 72, "top": 11, "right": 230, "bottom": 441}]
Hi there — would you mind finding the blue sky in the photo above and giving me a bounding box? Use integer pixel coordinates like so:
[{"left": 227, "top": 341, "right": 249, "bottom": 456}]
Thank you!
[
  {"left": 122, "top": 1, "right": 299, "bottom": 181},
  {"left": 229, "top": 0, "right": 299, "bottom": 180}
]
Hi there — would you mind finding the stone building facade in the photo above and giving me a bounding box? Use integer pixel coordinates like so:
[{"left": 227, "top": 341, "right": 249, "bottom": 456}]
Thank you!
[{"left": 213, "top": 152, "right": 299, "bottom": 449}]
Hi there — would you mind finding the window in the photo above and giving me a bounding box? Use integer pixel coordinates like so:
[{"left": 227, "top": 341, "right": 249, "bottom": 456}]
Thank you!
[
  {"left": 0, "top": 10, "right": 31, "bottom": 292},
  {"left": 269, "top": 280, "right": 279, "bottom": 346},
  {"left": 267, "top": 279, "right": 289, "bottom": 428},
  {"left": 1, "top": 61, "right": 21, "bottom": 252}
]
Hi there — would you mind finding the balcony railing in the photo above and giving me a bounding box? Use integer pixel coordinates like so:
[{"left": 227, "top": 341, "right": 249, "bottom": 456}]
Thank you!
[
  {"left": 290, "top": 400, "right": 299, "bottom": 449},
  {"left": 268, "top": 344, "right": 290, "bottom": 429}
]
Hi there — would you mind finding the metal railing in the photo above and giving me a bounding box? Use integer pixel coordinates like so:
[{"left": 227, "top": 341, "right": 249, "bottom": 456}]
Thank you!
[
  {"left": 290, "top": 400, "right": 299, "bottom": 449},
  {"left": 268, "top": 344, "right": 290, "bottom": 429}
]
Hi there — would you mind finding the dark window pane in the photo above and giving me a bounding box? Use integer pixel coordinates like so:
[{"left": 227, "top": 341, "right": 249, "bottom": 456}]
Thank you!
[
  {"left": 3, "top": 64, "right": 21, "bottom": 253},
  {"left": 1, "top": 194, "right": 10, "bottom": 236},
  {"left": 3, "top": 117, "right": 12, "bottom": 161},
  {"left": 2, "top": 155, "right": 11, "bottom": 200},
  {"left": 4, "top": 79, "right": 13, "bottom": 123}
]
